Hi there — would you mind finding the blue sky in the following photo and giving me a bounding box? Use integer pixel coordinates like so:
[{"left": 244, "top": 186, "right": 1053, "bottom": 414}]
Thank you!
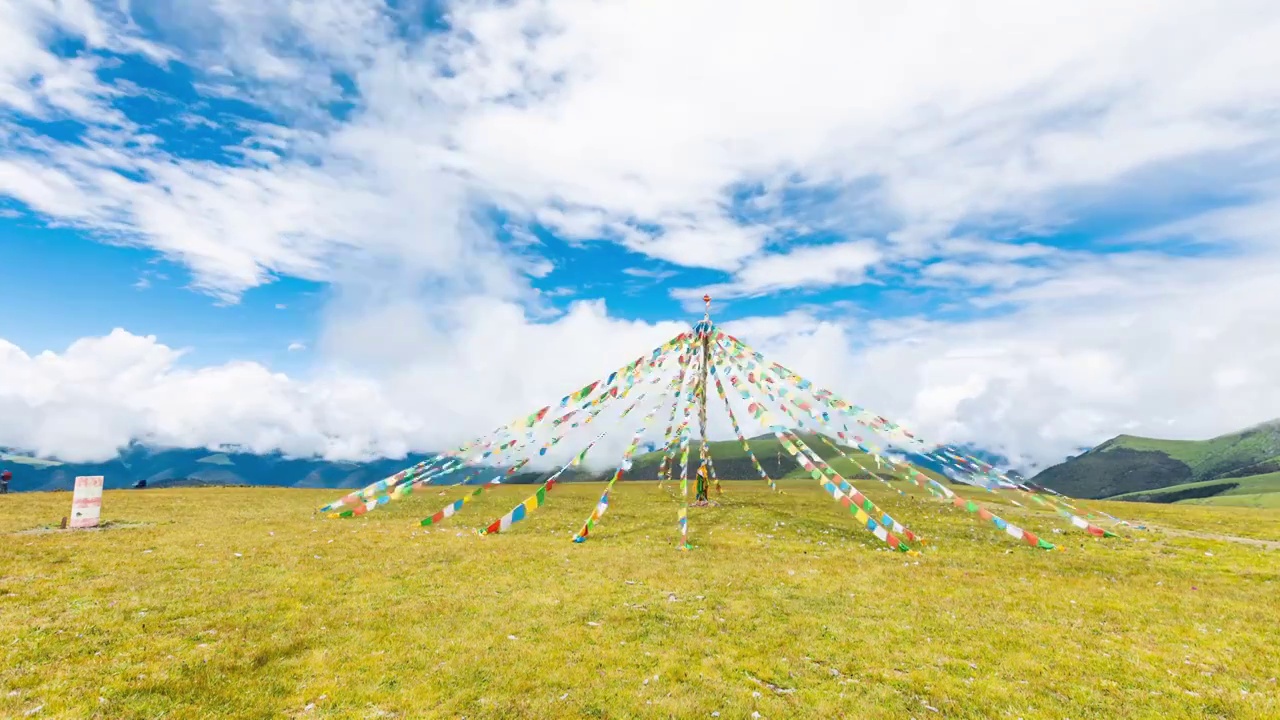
[
  {"left": 2, "top": 0, "right": 1280, "bottom": 466},
  {"left": 1, "top": 210, "right": 325, "bottom": 370}
]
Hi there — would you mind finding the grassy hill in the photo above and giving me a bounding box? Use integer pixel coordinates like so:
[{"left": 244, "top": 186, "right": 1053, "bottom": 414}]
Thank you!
[
  {"left": 1107, "top": 471, "right": 1280, "bottom": 508},
  {"left": 1034, "top": 420, "right": 1280, "bottom": 501},
  {"left": 624, "top": 433, "right": 949, "bottom": 485}
]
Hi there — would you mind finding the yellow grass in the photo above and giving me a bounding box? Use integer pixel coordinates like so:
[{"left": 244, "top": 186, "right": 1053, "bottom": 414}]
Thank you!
[{"left": 2, "top": 482, "right": 1277, "bottom": 719}]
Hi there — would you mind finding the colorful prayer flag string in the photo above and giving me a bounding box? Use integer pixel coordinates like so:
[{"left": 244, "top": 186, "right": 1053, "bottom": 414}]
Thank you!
[
  {"left": 717, "top": 337, "right": 1056, "bottom": 551},
  {"left": 342, "top": 333, "right": 685, "bottom": 516},
  {"left": 416, "top": 341, "right": 681, "bottom": 527},
  {"left": 330, "top": 466, "right": 487, "bottom": 519},
  {"left": 655, "top": 345, "right": 699, "bottom": 488},
  {"left": 572, "top": 346, "right": 697, "bottom": 542},
  {"left": 479, "top": 338, "right": 690, "bottom": 536},
  {"left": 723, "top": 332, "right": 1129, "bottom": 535},
  {"left": 742, "top": 333, "right": 1131, "bottom": 535},
  {"left": 707, "top": 362, "right": 776, "bottom": 491},
  {"left": 421, "top": 482, "right": 495, "bottom": 527},
  {"left": 321, "top": 332, "right": 691, "bottom": 513},
  {"left": 717, "top": 344, "right": 901, "bottom": 498},
  {"left": 659, "top": 349, "right": 704, "bottom": 489},
  {"left": 717, "top": 342, "right": 923, "bottom": 545},
  {"left": 713, "top": 345, "right": 913, "bottom": 553},
  {"left": 674, "top": 348, "right": 705, "bottom": 549}
]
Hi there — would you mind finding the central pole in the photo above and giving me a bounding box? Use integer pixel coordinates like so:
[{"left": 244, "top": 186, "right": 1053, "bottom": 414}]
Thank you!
[{"left": 696, "top": 294, "right": 712, "bottom": 503}]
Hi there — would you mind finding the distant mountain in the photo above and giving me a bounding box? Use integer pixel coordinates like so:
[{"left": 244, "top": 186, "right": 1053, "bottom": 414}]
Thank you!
[
  {"left": 1033, "top": 420, "right": 1280, "bottom": 500},
  {"left": 0, "top": 432, "right": 956, "bottom": 493},
  {"left": 889, "top": 444, "right": 1024, "bottom": 486},
  {"left": 0, "top": 446, "right": 446, "bottom": 493}
]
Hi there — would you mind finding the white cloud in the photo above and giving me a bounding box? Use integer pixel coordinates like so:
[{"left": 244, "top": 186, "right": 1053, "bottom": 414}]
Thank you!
[
  {"left": 2, "top": 1, "right": 1280, "bottom": 474},
  {"left": 287, "top": 342, "right": 306, "bottom": 352},
  {"left": 7, "top": 0, "right": 1280, "bottom": 298},
  {"left": 0, "top": 0, "right": 522, "bottom": 303},
  {"left": 443, "top": 0, "right": 1280, "bottom": 269},
  {"left": 5, "top": 251, "right": 1278, "bottom": 473},
  {"left": 0, "top": 329, "right": 418, "bottom": 463},
  {"left": 675, "top": 240, "right": 881, "bottom": 305},
  {"left": 0, "top": 303, "right": 688, "bottom": 466},
  {"left": 917, "top": 260, "right": 1057, "bottom": 291},
  {"left": 622, "top": 267, "right": 677, "bottom": 282}
]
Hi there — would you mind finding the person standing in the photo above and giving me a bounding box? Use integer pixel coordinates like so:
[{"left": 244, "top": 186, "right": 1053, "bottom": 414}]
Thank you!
[
  {"left": 1, "top": 469, "right": 11, "bottom": 494},
  {"left": 694, "top": 465, "right": 709, "bottom": 504}
]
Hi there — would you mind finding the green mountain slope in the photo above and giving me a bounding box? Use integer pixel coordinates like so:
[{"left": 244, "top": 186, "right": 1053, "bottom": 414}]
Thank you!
[
  {"left": 623, "top": 433, "right": 948, "bottom": 485},
  {"left": 1101, "top": 425, "right": 1280, "bottom": 480},
  {"left": 1034, "top": 420, "right": 1280, "bottom": 499},
  {"left": 1107, "top": 471, "right": 1280, "bottom": 505},
  {"left": 625, "top": 435, "right": 805, "bottom": 480}
]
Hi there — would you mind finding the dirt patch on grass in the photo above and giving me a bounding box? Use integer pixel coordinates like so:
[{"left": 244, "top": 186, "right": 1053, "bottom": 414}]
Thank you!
[{"left": 10, "top": 519, "right": 155, "bottom": 535}]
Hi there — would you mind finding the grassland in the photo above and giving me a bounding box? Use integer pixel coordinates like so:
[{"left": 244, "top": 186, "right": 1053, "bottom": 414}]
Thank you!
[
  {"left": 1111, "top": 472, "right": 1280, "bottom": 508},
  {"left": 1186, "top": 492, "right": 1280, "bottom": 509},
  {"left": 2, "top": 481, "right": 1278, "bottom": 719}
]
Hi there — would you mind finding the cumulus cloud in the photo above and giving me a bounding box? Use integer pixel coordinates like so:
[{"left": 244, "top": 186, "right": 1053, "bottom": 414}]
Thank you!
[
  {"left": 443, "top": 0, "right": 1280, "bottom": 267},
  {"left": 0, "top": 302, "right": 687, "bottom": 465},
  {"left": 0, "top": 329, "right": 407, "bottom": 462},
  {"left": 5, "top": 255, "right": 1279, "bottom": 472},
  {"left": 674, "top": 240, "right": 882, "bottom": 307},
  {"left": 2, "top": 0, "right": 1280, "bottom": 472},
  {"left": 719, "top": 259, "right": 1280, "bottom": 470},
  {"left": 7, "top": 0, "right": 1280, "bottom": 297}
]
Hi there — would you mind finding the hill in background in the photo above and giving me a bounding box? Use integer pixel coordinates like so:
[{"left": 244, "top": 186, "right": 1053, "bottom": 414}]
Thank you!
[
  {"left": 1033, "top": 419, "right": 1280, "bottom": 506},
  {"left": 0, "top": 446, "right": 441, "bottom": 493},
  {"left": 623, "top": 433, "right": 951, "bottom": 485},
  {"left": 0, "top": 432, "right": 953, "bottom": 494},
  {"left": 13, "top": 419, "right": 1278, "bottom": 508}
]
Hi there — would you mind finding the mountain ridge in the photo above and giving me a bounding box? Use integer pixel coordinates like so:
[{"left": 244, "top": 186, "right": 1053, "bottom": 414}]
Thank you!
[
  {"left": 0, "top": 432, "right": 956, "bottom": 493},
  {"left": 12, "top": 419, "right": 1276, "bottom": 503},
  {"left": 0, "top": 446, "right": 445, "bottom": 493},
  {"left": 1034, "top": 419, "right": 1280, "bottom": 501}
]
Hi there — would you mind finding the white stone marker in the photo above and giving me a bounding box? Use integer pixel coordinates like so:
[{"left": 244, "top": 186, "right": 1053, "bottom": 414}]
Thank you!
[{"left": 70, "top": 475, "right": 104, "bottom": 528}]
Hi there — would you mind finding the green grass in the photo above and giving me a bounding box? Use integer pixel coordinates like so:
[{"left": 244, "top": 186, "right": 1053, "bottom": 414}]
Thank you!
[
  {"left": 1103, "top": 435, "right": 1231, "bottom": 466},
  {"left": 3, "top": 483, "right": 1278, "bottom": 719},
  {"left": 1184, "top": 492, "right": 1280, "bottom": 509},
  {"left": 1110, "top": 472, "right": 1280, "bottom": 507}
]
